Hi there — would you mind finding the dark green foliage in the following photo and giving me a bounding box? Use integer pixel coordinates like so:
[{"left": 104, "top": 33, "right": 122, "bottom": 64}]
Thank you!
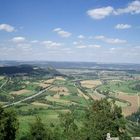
[
  {"left": 59, "top": 111, "right": 81, "bottom": 140},
  {"left": 0, "top": 105, "right": 19, "bottom": 140},
  {"left": 132, "top": 83, "right": 140, "bottom": 91},
  {"left": 82, "top": 99, "right": 131, "bottom": 140},
  {"left": 127, "top": 108, "right": 140, "bottom": 122},
  {"left": 0, "top": 100, "right": 133, "bottom": 140},
  {"left": 126, "top": 108, "right": 140, "bottom": 136},
  {"left": 27, "top": 116, "right": 53, "bottom": 140}
]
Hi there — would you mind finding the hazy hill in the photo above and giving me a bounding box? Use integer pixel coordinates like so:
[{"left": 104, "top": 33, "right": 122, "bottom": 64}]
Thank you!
[{"left": 0, "top": 65, "right": 61, "bottom": 76}]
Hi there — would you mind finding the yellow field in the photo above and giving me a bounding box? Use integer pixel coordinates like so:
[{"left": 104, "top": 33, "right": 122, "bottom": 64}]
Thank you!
[
  {"left": 0, "top": 101, "right": 7, "bottom": 105},
  {"left": 53, "top": 92, "right": 69, "bottom": 99},
  {"left": 31, "top": 102, "right": 51, "bottom": 107},
  {"left": 53, "top": 94, "right": 60, "bottom": 99},
  {"left": 49, "top": 86, "right": 69, "bottom": 93},
  {"left": 0, "top": 76, "right": 4, "bottom": 80},
  {"left": 115, "top": 92, "right": 140, "bottom": 116},
  {"left": 25, "top": 81, "right": 30, "bottom": 84},
  {"left": 39, "top": 78, "right": 55, "bottom": 88},
  {"left": 80, "top": 80, "right": 102, "bottom": 88},
  {"left": 55, "top": 76, "right": 66, "bottom": 81},
  {"left": 39, "top": 83, "right": 50, "bottom": 88},
  {"left": 89, "top": 89, "right": 105, "bottom": 100},
  {"left": 46, "top": 96, "right": 71, "bottom": 104},
  {"left": 43, "top": 78, "right": 55, "bottom": 84},
  {"left": 90, "top": 93, "right": 103, "bottom": 100},
  {"left": 10, "top": 89, "right": 32, "bottom": 95},
  {"left": 77, "top": 88, "right": 89, "bottom": 100}
]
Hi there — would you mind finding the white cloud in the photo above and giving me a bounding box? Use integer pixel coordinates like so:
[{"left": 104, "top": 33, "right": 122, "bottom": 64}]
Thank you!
[
  {"left": 88, "top": 44, "right": 101, "bottom": 48},
  {"left": 76, "top": 45, "right": 87, "bottom": 49},
  {"left": 115, "top": 24, "right": 131, "bottom": 29},
  {"left": 31, "top": 40, "right": 39, "bottom": 43},
  {"left": 17, "top": 43, "right": 31, "bottom": 48},
  {"left": 0, "top": 24, "right": 15, "bottom": 32},
  {"left": 95, "top": 35, "right": 127, "bottom": 44},
  {"left": 53, "top": 28, "right": 61, "bottom": 32},
  {"left": 11, "top": 37, "right": 26, "bottom": 43},
  {"left": 87, "top": 1, "right": 140, "bottom": 20},
  {"left": 87, "top": 6, "right": 114, "bottom": 19},
  {"left": 73, "top": 41, "right": 79, "bottom": 45},
  {"left": 94, "top": 35, "right": 105, "bottom": 40},
  {"left": 115, "top": 0, "right": 140, "bottom": 15},
  {"left": 53, "top": 28, "right": 71, "bottom": 38},
  {"left": 61, "top": 48, "right": 71, "bottom": 51},
  {"left": 58, "top": 30, "right": 71, "bottom": 38},
  {"left": 78, "top": 35, "right": 85, "bottom": 39},
  {"left": 76, "top": 44, "right": 101, "bottom": 49},
  {"left": 42, "top": 40, "right": 62, "bottom": 48}
]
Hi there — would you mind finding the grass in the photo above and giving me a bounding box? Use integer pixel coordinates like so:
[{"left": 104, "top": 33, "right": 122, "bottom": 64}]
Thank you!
[
  {"left": 61, "top": 95, "right": 88, "bottom": 106},
  {"left": 17, "top": 109, "right": 59, "bottom": 139},
  {"left": 0, "top": 79, "right": 6, "bottom": 86},
  {"left": 18, "top": 91, "right": 35, "bottom": 97},
  {"left": 64, "top": 84, "right": 78, "bottom": 94},
  {"left": 26, "top": 84, "right": 39, "bottom": 91},
  {"left": 2, "top": 75, "right": 140, "bottom": 139},
  {"left": 46, "top": 96, "right": 71, "bottom": 105},
  {"left": 107, "top": 98, "right": 128, "bottom": 108},
  {"left": 98, "top": 80, "right": 140, "bottom": 94}
]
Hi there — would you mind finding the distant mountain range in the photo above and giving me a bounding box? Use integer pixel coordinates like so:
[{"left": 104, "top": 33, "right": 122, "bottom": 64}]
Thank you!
[
  {"left": 0, "top": 61, "right": 140, "bottom": 71},
  {"left": 0, "top": 64, "right": 61, "bottom": 76}
]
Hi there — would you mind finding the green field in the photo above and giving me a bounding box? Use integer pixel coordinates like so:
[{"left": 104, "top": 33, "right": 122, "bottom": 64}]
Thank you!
[
  {"left": 1, "top": 68, "right": 140, "bottom": 139},
  {"left": 98, "top": 80, "right": 140, "bottom": 94}
]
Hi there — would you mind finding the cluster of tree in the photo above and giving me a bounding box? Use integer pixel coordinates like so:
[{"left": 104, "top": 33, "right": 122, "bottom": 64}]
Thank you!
[
  {"left": 0, "top": 77, "right": 25, "bottom": 92},
  {"left": 0, "top": 105, "right": 19, "bottom": 140},
  {"left": 0, "top": 99, "right": 132, "bottom": 140},
  {"left": 0, "top": 92, "right": 12, "bottom": 102},
  {"left": 127, "top": 108, "right": 140, "bottom": 123},
  {"left": 132, "top": 83, "right": 140, "bottom": 91}
]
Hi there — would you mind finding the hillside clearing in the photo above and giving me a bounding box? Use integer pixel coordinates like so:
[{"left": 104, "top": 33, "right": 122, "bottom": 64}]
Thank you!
[
  {"left": 49, "top": 86, "right": 69, "bottom": 93},
  {"left": 80, "top": 80, "right": 102, "bottom": 88},
  {"left": 10, "top": 89, "right": 32, "bottom": 96},
  {"left": 55, "top": 76, "right": 66, "bottom": 81}
]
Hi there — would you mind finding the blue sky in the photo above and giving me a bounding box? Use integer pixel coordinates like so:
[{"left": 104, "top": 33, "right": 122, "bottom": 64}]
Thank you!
[{"left": 0, "top": 0, "right": 140, "bottom": 63}]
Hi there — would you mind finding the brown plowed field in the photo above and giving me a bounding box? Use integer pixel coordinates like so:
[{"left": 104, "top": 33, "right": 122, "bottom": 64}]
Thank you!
[{"left": 116, "top": 92, "right": 140, "bottom": 116}]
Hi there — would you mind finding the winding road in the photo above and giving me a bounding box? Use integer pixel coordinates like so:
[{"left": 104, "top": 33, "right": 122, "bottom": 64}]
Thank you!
[
  {"left": 3, "top": 85, "right": 52, "bottom": 108},
  {"left": 0, "top": 77, "right": 10, "bottom": 89}
]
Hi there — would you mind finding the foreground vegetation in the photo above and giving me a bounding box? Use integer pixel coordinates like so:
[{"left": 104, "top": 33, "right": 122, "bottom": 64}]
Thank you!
[{"left": 0, "top": 99, "right": 134, "bottom": 140}]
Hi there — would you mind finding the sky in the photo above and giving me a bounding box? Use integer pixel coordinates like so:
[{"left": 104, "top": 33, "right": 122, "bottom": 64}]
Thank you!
[{"left": 0, "top": 0, "right": 140, "bottom": 63}]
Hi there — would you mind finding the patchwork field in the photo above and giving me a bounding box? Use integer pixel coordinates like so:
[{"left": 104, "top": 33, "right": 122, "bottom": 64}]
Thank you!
[
  {"left": 41, "top": 78, "right": 55, "bottom": 84},
  {"left": 80, "top": 80, "right": 102, "bottom": 89},
  {"left": 49, "top": 86, "right": 69, "bottom": 93},
  {"left": 45, "top": 95, "right": 72, "bottom": 104},
  {"left": 31, "top": 102, "right": 52, "bottom": 107},
  {"left": 0, "top": 76, "right": 4, "bottom": 80},
  {"left": 10, "top": 89, "right": 33, "bottom": 96},
  {"left": 1, "top": 67, "right": 140, "bottom": 139},
  {"left": 77, "top": 88, "right": 89, "bottom": 100},
  {"left": 55, "top": 76, "right": 66, "bottom": 81},
  {"left": 90, "top": 92, "right": 105, "bottom": 100},
  {"left": 98, "top": 80, "right": 140, "bottom": 94},
  {"left": 39, "top": 83, "right": 50, "bottom": 88},
  {"left": 115, "top": 92, "right": 140, "bottom": 116}
]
